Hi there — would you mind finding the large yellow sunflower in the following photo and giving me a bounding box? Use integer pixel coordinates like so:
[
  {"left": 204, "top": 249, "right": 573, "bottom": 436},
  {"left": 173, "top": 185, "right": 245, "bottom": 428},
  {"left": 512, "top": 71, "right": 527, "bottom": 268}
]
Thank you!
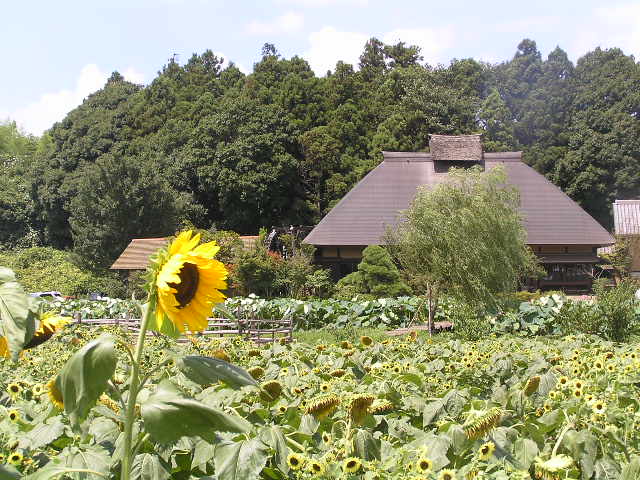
[
  {"left": 153, "top": 231, "right": 228, "bottom": 333},
  {"left": 0, "top": 311, "right": 69, "bottom": 358},
  {"left": 24, "top": 312, "right": 70, "bottom": 349}
]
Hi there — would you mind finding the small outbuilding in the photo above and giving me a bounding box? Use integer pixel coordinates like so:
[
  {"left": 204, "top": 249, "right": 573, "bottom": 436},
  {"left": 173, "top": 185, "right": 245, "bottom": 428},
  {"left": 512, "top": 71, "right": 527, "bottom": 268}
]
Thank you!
[{"left": 612, "top": 200, "right": 640, "bottom": 278}]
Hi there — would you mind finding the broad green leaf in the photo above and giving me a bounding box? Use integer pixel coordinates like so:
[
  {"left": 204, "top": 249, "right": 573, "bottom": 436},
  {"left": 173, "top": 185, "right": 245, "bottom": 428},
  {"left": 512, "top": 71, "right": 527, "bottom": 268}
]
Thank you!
[
  {"left": 621, "top": 457, "right": 640, "bottom": 480},
  {"left": 514, "top": 438, "right": 538, "bottom": 469},
  {"left": 141, "top": 380, "right": 250, "bottom": 443},
  {"left": 193, "top": 440, "right": 217, "bottom": 472},
  {"left": 177, "top": 355, "right": 258, "bottom": 388},
  {"left": 259, "top": 426, "right": 289, "bottom": 473},
  {"left": 0, "top": 464, "right": 20, "bottom": 480},
  {"left": 27, "top": 446, "right": 111, "bottom": 480},
  {"left": 89, "top": 417, "right": 120, "bottom": 447},
  {"left": 354, "top": 429, "right": 381, "bottom": 461},
  {"left": 0, "top": 267, "right": 16, "bottom": 283},
  {"left": 214, "top": 438, "right": 269, "bottom": 480},
  {"left": 0, "top": 267, "right": 36, "bottom": 360},
  {"left": 145, "top": 302, "right": 180, "bottom": 339},
  {"left": 56, "top": 336, "right": 117, "bottom": 428},
  {"left": 131, "top": 454, "right": 171, "bottom": 480},
  {"left": 422, "top": 399, "right": 446, "bottom": 426},
  {"left": 18, "top": 416, "right": 65, "bottom": 450}
]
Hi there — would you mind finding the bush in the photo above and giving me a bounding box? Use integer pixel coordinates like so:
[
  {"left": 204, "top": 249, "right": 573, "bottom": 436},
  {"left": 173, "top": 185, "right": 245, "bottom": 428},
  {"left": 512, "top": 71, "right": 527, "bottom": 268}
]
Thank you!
[
  {"left": 336, "top": 245, "right": 411, "bottom": 298},
  {"left": 0, "top": 246, "right": 126, "bottom": 297},
  {"left": 451, "top": 303, "right": 492, "bottom": 341},
  {"left": 555, "top": 300, "right": 602, "bottom": 336},
  {"left": 594, "top": 279, "right": 639, "bottom": 341}
]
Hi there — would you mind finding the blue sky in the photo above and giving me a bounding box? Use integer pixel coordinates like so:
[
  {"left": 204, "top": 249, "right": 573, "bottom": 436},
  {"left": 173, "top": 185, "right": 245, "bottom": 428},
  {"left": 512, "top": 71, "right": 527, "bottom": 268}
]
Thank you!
[{"left": 2, "top": 0, "right": 639, "bottom": 135}]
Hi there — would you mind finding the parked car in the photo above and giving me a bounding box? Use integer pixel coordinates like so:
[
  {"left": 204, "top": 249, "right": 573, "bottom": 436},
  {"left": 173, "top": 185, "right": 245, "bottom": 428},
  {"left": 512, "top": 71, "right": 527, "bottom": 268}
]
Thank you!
[{"left": 30, "top": 291, "right": 65, "bottom": 300}]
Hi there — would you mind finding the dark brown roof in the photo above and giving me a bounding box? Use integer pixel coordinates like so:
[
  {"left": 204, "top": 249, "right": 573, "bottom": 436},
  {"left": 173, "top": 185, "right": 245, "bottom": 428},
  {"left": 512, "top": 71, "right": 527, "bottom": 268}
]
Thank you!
[
  {"left": 429, "top": 134, "right": 483, "bottom": 161},
  {"left": 613, "top": 200, "right": 640, "bottom": 235},
  {"left": 304, "top": 151, "right": 614, "bottom": 247},
  {"left": 110, "top": 237, "right": 168, "bottom": 270}
]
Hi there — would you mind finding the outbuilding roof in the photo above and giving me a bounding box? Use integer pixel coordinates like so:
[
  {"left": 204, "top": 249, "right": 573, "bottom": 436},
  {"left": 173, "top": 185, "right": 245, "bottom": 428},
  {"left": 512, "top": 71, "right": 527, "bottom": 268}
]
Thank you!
[
  {"left": 304, "top": 150, "right": 614, "bottom": 247},
  {"left": 613, "top": 200, "right": 640, "bottom": 235},
  {"left": 110, "top": 237, "right": 168, "bottom": 270}
]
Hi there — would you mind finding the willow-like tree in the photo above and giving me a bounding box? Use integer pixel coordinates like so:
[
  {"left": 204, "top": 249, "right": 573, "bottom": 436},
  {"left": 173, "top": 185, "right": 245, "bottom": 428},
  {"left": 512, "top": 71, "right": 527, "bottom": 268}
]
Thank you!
[{"left": 387, "top": 165, "right": 539, "bottom": 333}]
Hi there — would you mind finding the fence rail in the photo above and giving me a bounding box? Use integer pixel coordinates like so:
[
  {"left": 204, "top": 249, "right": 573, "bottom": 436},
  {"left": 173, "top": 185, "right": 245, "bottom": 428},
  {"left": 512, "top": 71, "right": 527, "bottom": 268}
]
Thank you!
[{"left": 71, "top": 313, "right": 293, "bottom": 344}]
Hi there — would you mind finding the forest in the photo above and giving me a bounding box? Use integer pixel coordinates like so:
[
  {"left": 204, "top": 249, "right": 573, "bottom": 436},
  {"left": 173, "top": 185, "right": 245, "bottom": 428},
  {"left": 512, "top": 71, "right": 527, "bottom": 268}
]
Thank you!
[{"left": 1, "top": 38, "right": 639, "bottom": 270}]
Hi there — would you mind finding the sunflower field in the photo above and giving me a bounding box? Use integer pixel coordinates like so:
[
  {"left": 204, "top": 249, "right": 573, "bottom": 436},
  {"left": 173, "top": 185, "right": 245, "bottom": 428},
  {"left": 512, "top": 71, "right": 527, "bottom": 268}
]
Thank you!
[
  {"left": 2, "top": 323, "right": 640, "bottom": 480},
  {"left": 2, "top": 232, "right": 640, "bottom": 480}
]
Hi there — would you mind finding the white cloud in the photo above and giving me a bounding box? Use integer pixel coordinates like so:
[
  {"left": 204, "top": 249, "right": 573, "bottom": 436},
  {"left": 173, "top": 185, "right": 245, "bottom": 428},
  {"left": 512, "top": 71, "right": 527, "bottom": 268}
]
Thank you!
[
  {"left": 276, "top": 0, "right": 368, "bottom": 5},
  {"left": 7, "top": 64, "right": 144, "bottom": 136},
  {"left": 246, "top": 11, "right": 304, "bottom": 35},
  {"left": 122, "top": 67, "right": 146, "bottom": 84},
  {"left": 382, "top": 27, "right": 454, "bottom": 65},
  {"left": 304, "top": 25, "right": 457, "bottom": 75},
  {"left": 305, "top": 27, "right": 369, "bottom": 74},
  {"left": 213, "top": 51, "right": 250, "bottom": 74},
  {"left": 593, "top": 3, "right": 640, "bottom": 58}
]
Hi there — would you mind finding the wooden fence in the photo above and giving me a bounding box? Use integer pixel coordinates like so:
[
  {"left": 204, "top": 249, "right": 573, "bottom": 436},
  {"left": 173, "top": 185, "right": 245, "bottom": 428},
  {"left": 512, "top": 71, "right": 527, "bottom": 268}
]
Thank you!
[{"left": 72, "top": 313, "right": 293, "bottom": 344}]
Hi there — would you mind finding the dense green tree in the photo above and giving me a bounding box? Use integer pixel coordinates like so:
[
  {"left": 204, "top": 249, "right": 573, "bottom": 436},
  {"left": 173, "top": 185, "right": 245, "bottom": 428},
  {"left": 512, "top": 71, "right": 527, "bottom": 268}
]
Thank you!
[
  {"left": 6, "top": 37, "right": 637, "bottom": 266},
  {"left": 552, "top": 48, "right": 640, "bottom": 227},
  {"left": 478, "top": 88, "right": 516, "bottom": 151},
  {"left": 68, "top": 153, "right": 184, "bottom": 269}
]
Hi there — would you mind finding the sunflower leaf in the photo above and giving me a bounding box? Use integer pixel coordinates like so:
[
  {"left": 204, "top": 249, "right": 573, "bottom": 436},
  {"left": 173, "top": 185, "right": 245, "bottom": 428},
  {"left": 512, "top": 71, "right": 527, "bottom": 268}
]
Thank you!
[
  {"left": 213, "top": 438, "right": 269, "bottom": 480},
  {"left": 177, "top": 355, "right": 259, "bottom": 388},
  {"left": 131, "top": 453, "right": 171, "bottom": 480},
  {"left": 0, "top": 267, "right": 36, "bottom": 361},
  {"left": 141, "top": 380, "right": 251, "bottom": 443},
  {"left": 144, "top": 303, "right": 181, "bottom": 339},
  {"left": 0, "top": 464, "right": 20, "bottom": 480},
  {"left": 57, "top": 336, "right": 118, "bottom": 429}
]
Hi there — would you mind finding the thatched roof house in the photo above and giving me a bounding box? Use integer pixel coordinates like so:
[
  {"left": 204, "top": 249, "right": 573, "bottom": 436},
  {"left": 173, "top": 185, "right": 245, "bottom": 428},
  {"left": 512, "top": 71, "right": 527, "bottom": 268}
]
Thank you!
[{"left": 304, "top": 135, "right": 614, "bottom": 291}]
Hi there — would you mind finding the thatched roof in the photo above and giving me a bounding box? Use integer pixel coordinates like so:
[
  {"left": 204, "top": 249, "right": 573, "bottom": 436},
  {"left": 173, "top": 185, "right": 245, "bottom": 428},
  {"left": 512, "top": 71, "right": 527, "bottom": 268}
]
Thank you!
[
  {"left": 304, "top": 150, "right": 613, "bottom": 247},
  {"left": 614, "top": 200, "right": 640, "bottom": 235},
  {"left": 429, "top": 134, "right": 483, "bottom": 161}
]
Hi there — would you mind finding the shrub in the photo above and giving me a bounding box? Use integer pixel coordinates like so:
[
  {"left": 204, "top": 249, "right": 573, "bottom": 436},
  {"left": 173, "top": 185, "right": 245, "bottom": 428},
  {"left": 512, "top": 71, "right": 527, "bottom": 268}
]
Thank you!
[
  {"left": 451, "top": 303, "right": 492, "bottom": 341},
  {"left": 0, "top": 246, "right": 126, "bottom": 297},
  {"left": 594, "top": 279, "right": 639, "bottom": 341},
  {"left": 336, "top": 245, "right": 411, "bottom": 298},
  {"left": 555, "top": 300, "right": 602, "bottom": 336}
]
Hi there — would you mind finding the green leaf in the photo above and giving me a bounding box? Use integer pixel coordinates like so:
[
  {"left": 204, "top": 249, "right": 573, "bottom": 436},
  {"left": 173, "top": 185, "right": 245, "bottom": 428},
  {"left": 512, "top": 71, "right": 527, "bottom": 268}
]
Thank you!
[
  {"left": 422, "top": 399, "right": 446, "bottom": 426},
  {"left": 27, "top": 446, "right": 111, "bottom": 480},
  {"left": 56, "top": 336, "right": 118, "bottom": 428},
  {"left": 131, "top": 454, "right": 171, "bottom": 480},
  {"left": 621, "top": 457, "right": 640, "bottom": 480},
  {"left": 0, "top": 267, "right": 16, "bottom": 283},
  {"left": 144, "top": 302, "right": 180, "bottom": 339},
  {"left": 89, "top": 417, "right": 120, "bottom": 447},
  {"left": 193, "top": 440, "right": 217, "bottom": 472},
  {"left": 0, "top": 267, "right": 35, "bottom": 360},
  {"left": 177, "top": 355, "right": 258, "bottom": 388},
  {"left": 18, "top": 416, "right": 65, "bottom": 450},
  {"left": 353, "top": 429, "right": 381, "bottom": 461},
  {"left": 0, "top": 464, "right": 20, "bottom": 480},
  {"left": 514, "top": 438, "right": 538, "bottom": 469},
  {"left": 141, "top": 380, "right": 251, "bottom": 443},
  {"left": 214, "top": 438, "right": 269, "bottom": 480},
  {"left": 259, "top": 426, "right": 289, "bottom": 473}
]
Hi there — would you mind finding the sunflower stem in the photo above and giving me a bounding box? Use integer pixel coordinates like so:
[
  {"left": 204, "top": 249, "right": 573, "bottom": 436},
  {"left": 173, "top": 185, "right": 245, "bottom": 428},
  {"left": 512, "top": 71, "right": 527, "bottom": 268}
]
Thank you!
[{"left": 121, "top": 298, "right": 154, "bottom": 480}]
